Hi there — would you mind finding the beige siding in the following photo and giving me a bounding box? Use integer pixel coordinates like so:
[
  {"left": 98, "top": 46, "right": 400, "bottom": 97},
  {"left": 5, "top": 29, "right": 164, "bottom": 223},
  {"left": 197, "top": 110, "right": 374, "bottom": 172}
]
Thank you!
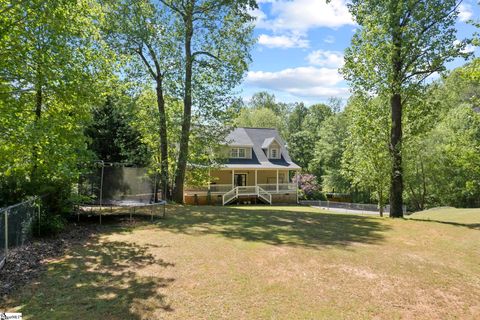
[{"left": 210, "top": 169, "right": 232, "bottom": 185}]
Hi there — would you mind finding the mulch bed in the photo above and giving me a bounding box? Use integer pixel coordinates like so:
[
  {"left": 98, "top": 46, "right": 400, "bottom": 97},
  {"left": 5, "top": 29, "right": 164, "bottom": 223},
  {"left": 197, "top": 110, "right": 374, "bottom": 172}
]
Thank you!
[{"left": 0, "top": 224, "right": 100, "bottom": 299}]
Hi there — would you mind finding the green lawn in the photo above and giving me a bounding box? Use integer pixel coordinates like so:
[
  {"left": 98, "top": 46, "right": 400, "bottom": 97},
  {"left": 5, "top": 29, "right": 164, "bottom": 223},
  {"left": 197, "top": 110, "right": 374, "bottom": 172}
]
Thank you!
[
  {"left": 2, "top": 206, "right": 480, "bottom": 319},
  {"left": 408, "top": 207, "right": 480, "bottom": 226}
]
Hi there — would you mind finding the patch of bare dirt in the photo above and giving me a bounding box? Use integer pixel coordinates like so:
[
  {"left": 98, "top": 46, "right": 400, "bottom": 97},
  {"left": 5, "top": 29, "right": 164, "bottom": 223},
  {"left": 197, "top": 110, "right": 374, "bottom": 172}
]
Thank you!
[{"left": 0, "top": 224, "right": 99, "bottom": 299}]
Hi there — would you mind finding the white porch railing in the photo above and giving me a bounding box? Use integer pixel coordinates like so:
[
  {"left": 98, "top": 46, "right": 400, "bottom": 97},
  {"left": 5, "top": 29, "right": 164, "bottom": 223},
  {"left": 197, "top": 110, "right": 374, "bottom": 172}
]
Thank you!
[
  {"left": 222, "top": 188, "right": 237, "bottom": 205},
  {"left": 237, "top": 186, "right": 258, "bottom": 195},
  {"left": 222, "top": 186, "right": 273, "bottom": 205},
  {"left": 257, "top": 183, "right": 297, "bottom": 192},
  {"left": 185, "top": 184, "right": 232, "bottom": 193},
  {"left": 257, "top": 186, "right": 272, "bottom": 204}
]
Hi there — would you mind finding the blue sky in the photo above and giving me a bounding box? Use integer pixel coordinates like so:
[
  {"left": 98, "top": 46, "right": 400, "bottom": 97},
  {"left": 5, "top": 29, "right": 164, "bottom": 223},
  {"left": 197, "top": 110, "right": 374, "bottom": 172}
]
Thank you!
[{"left": 240, "top": 0, "right": 480, "bottom": 105}]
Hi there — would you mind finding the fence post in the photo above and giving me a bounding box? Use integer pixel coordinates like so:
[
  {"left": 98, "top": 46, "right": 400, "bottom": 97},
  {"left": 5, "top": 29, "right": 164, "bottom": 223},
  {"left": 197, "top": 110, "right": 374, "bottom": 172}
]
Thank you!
[{"left": 4, "top": 210, "right": 8, "bottom": 263}]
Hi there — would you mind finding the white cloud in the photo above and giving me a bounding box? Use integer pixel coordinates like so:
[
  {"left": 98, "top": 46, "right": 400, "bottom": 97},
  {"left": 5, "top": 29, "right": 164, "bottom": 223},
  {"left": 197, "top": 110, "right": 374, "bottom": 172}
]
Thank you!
[
  {"left": 454, "top": 39, "right": 476, "bottom": 53},
  {"left": 245, "top": 66, "right": 348, "bottom": 98},
  {"left": 306, "top": 50, "right": 344, "bottom": 68},
  {"left": 458, "top": 4, "right": 473, "bottom": 22},
  {"left": 258, "top": 34, "right": 309, "bottom": 48},
  {"left": 463, "top": 44, "right": 476, "bottom": 53},
  {"left": 258, "top": 0, "right": 354, "bottom": 32}
]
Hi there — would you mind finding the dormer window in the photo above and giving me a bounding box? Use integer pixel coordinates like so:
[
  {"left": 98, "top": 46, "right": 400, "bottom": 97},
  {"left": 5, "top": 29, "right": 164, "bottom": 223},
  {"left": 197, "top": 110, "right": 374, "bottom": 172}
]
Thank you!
[
  {"left": 270, "top": 148, "right": 280, "bottom": 159},
  {"left": 230, "top": 147, "right": 246, "bottom": 159}
]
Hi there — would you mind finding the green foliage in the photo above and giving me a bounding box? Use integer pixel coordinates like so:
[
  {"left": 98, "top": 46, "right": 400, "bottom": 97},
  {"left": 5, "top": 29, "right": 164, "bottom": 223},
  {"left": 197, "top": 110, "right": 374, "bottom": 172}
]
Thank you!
[
  {"left": 343, "top": 0, "right": 466, "bottom": 95},
  {"left": 342, "top": 95, "right": 391, "bottom": 211},
  {"left": 403, "top": 65, "right": 480, "bottom": 209},
  {"left": 85, "top": 89, "right": 151, "bottom": 166},
  {"left": 343, "top": 0, "right": 467, "bottom": 216},
  {"left": 35, "top": 212, "right": 66, "bottom": 237},
  {"left": 312, "top": 112, "right": 351, "bottom": 193},
  {"left": 0, "top": 0, "right": 114, "bottom": 208},
  {"left": 235, "top": 107, "right": 286, "bottom": 131},
  {"left": 287, "top": 103, "right": 333, "bottom": 177}
]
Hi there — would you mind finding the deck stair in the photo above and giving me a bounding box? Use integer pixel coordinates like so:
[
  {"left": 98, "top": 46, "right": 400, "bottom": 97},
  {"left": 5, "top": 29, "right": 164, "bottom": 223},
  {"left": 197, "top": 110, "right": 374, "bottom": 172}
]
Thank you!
[{"left": 222, "top": 186, "right": 272, "bottom": 205}]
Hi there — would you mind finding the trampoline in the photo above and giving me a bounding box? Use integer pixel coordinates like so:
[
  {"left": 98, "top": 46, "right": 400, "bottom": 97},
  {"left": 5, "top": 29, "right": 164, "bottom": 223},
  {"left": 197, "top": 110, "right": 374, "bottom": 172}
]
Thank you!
[
  {"left": 76, "top": 162, "right": 167, "bottom": 224},
  {"left": 78, "top": 195, "right": 167, "bottom": 224}
]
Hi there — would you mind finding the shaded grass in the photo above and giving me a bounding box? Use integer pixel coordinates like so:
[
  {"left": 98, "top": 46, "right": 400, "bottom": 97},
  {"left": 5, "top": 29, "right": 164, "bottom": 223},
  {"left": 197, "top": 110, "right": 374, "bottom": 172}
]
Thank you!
[
  {"left": 2, "top": 228, "right": 174, "bottom": 319},
  {"left": 158, "top": 205, "right": 390, "bottom": 248},
  {"left": 3, "top": 205, "right": 480, "bottom": 319}
]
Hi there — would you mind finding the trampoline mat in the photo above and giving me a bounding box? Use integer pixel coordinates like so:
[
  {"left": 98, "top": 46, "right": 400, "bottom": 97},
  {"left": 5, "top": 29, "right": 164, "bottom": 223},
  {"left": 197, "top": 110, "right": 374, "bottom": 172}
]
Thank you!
[{"left": 104, "top": 199, "right": 166, "bottom": 207}]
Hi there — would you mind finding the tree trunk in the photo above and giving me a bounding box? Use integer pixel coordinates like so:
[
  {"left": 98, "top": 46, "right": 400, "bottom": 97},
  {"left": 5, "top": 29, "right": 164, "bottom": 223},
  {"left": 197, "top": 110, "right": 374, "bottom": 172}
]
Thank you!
[
  {"left": 172, "top": 11, "right": 193, "bottom": 203},
  {"left": 420, "top": 159, "right": 426, "bottom": 210},
  {"left": 31, "top": 83, "right": 42, "bottom": 180},
  {"left": 390, "top": 93, "right": 403, "bottom": 217},
  {"left": 155, "top": 78, "right": 169, "bottom": 200},
  {"left": 378, "top": 188, "right": 384, "bottom": 217},
  {"left": 389, "top": 18, "right": 404, "bottom": 218}
]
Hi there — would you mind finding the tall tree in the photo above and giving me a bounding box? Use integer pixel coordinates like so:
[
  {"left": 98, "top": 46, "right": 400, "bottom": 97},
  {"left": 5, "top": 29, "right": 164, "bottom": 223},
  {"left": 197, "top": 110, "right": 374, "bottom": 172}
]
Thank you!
[
  {"left": 343, "top": 0, "right": 467, "bottom": 217},
  {"left": 102, "top": 0, "right": 178, "bottom": 199},
  {"left": 342, "top": 95, "right": 391, "bottom": 216},
  {"left": 287, "top": 102, "right": 308, "bottom": 138},
  {"left": 85, "top": 89, "right": 151, "bottom": 166},
  {"left": 160, "top": 0, "right": 256, "bottom": 203},
  {"left": 288, "top": 103, "right": 332, "bottom": 175},
  {"left": 0, "top": 0, "right": 112, "bottom": 206},
  {"left": 312, "top": 111, "right": 350, "bottom": 193}
]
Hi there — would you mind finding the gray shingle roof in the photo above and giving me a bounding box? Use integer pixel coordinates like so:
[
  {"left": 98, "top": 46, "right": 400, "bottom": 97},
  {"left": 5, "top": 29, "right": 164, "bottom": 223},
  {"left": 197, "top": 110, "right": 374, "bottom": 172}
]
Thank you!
[
  {"left": 223, "top": 127, "right": 300, "bottom": 170},
  {"left": 225, "top": 127, "right": 253, "bottom": 146}
]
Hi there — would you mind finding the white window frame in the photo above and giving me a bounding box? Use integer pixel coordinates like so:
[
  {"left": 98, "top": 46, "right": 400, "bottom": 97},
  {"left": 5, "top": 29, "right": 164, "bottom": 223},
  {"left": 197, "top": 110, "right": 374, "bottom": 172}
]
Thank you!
[
  {"left": 269, "top": 148, "right": 280, "bottom": 159},
  {"left": 230, "top": 147, "right": 247, "bottom": 159}
]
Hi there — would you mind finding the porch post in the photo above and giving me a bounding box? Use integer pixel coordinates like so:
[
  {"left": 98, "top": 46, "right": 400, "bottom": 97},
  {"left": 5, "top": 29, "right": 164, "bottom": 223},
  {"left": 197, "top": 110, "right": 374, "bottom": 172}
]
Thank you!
[
  {"left": 276, "top": 169, "right": 279, "bottom": 193},
  {"left": 232, "top": 169, "right": 235, "bottom": 189},
  {"left": 208, "top": 168, "right": 211, "bottom": 191},
  {"left": 255, "top": 169, "right": 257, "bottom": 186},
  {"left": 296, "top": 170, "right": 299, "bottom": 204}
]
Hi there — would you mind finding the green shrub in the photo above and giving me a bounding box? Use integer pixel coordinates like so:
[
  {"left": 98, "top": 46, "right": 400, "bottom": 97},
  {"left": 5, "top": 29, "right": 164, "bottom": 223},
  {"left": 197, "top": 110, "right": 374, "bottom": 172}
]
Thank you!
[{"left": 34, "top": 212, "right": 66, "bottom": 237}]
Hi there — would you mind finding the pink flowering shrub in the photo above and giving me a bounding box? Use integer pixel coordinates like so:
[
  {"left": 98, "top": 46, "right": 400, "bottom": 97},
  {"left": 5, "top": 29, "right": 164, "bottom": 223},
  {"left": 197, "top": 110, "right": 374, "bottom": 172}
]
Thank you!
[{"left": 292, "top": 173, "right": 324, "bottom": 200}]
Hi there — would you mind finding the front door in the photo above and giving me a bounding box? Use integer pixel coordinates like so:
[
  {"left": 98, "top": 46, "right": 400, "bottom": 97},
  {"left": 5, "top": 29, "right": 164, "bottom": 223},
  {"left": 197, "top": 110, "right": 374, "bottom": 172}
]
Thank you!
[{"left": 234, "top": 174, "right": 247, "bottom": 187}]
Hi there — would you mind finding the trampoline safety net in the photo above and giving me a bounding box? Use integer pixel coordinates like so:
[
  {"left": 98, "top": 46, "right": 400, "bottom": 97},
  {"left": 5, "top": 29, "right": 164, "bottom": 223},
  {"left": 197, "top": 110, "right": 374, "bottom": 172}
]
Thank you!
[{"left": 77, "top": 164, "right": 166, "bottom": 222}]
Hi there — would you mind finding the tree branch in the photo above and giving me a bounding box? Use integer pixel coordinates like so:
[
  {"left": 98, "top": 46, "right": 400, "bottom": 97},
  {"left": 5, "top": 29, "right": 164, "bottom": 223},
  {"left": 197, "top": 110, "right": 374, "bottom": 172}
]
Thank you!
[
  {"left": 158, "top": 0, "right": 185, "bottom": 18},
  {"left": 145, "top": 42, "right": 163, "bottom": 79},
  {"left": 135, "top": 46, "right": 157, "bottom": 79},
  {"left": 192, "top": 51, "right": 221, "bottom": 61}
]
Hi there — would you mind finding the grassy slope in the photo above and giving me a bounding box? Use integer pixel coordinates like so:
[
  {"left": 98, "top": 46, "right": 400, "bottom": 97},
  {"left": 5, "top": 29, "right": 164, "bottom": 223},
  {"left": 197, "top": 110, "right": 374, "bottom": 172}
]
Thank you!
[
  {"left": 408, "top": 207, "right": 480, "bottom": 226},
  {"left": 2, "top": 206, "right": 480, "bottom": 319}
]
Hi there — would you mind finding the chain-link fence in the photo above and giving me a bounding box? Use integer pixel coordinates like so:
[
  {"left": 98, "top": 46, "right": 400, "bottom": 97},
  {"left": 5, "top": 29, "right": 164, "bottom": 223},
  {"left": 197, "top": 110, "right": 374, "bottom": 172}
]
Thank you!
[
  {"left": 0, "top": 197, "right": 41, "bottom": 269},
  {"left": 300, "top": 200, "right": 407, "bottom": 215}
]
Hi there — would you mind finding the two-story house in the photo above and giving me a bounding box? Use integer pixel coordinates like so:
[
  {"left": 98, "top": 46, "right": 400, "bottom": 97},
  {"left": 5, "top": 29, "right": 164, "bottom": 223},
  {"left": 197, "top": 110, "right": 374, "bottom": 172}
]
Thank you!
[{"left": 184, "top": 127, "right": 301, "bottom": 205}]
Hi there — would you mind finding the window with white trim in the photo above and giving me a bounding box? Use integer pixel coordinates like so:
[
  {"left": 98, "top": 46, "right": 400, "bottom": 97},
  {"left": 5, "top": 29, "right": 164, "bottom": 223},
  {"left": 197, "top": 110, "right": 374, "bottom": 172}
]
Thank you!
[
  {"left": 270, "top": 148, "right": 280, "bottom": 159},
  {"left": 230, "top": 147, "right": 246, "bottom": 158}
]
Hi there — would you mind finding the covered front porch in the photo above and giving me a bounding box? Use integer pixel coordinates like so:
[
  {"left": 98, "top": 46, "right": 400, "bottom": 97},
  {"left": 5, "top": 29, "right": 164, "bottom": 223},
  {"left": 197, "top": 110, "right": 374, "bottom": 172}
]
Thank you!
[{"left": 184, "top": 168, "right": 299, "bottom": 205}]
